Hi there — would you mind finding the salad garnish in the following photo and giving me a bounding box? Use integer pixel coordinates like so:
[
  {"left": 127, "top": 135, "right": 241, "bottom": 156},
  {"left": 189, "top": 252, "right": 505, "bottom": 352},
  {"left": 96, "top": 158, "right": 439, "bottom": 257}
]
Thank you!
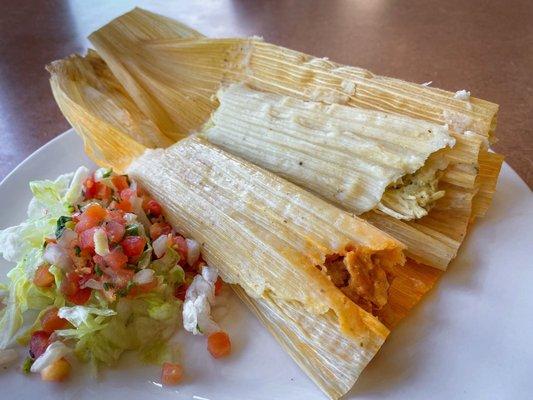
[{"left": 0, "top": 167, "right": 230, "bottom": 384}]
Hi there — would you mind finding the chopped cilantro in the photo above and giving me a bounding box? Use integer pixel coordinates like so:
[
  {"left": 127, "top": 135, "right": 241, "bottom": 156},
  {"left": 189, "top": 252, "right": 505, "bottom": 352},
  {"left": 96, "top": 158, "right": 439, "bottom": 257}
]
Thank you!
[
  {"left": 125, "top": 224, "right": 139, "bottom": 236},
  {"left": 103, "top": 282, "right": 115, "bottom": 291},
  {"left": 94, "top": 265, "right": 103, "bottom": 277},
  {"left": 74, "top": 246, "right": 81, "bottom": 256},
  {"left": 55, "top": 216, "right": 73, "bottom": 238},
  {"left": 117, "top": 281, "right": 136, "bottom": 297}
]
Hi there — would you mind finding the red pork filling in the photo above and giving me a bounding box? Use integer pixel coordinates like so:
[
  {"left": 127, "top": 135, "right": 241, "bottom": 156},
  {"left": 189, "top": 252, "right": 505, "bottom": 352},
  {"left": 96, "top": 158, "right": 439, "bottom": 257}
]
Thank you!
[{"left": 317, "top": 248, "right": 390, "bottom": 314}]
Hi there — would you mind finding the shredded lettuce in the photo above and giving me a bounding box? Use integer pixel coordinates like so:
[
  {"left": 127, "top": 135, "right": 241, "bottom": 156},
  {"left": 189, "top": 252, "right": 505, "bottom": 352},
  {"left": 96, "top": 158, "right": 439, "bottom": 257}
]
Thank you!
[{"left": 0, "top": 167, "right": 185, "bottom": 373}]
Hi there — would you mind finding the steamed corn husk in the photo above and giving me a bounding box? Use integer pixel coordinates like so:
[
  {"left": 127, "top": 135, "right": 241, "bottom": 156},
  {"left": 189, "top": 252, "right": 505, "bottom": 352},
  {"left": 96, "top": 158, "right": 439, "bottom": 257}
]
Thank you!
[
  {"left": 204, "top": 83, "right": 455, "bottom": 220},
  {"left": 88, "top": 12, "right": 502, "bottom": 270}
]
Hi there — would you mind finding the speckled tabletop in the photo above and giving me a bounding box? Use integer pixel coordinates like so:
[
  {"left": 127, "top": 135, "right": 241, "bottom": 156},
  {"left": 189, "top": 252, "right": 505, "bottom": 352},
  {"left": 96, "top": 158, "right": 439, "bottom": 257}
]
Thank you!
[{"left": 1, "top": 0, "right": 531, "bottom": 187}]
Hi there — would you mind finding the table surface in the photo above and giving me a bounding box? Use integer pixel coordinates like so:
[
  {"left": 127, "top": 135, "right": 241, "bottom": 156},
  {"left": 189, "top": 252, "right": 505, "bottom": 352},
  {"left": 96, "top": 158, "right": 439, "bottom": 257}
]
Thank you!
[{"left": 1, "top": 0, "right": 532, "bottom": 187}]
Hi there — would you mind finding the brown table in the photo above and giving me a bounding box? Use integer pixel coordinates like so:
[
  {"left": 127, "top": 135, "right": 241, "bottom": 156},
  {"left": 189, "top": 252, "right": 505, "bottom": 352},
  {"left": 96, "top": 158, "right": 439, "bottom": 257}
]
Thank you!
[{"left": 1, "top": 0, "right": 532, "bottom": 187}]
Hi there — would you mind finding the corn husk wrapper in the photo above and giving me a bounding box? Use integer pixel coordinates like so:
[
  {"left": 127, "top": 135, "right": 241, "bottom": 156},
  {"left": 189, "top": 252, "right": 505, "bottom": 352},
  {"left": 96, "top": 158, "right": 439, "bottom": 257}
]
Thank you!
[
  {"left": 87, "top": 9, "right": 503, "bottom": 271},
  {"left": 49, "top": 49, "right": 439, "bottom": 398}
]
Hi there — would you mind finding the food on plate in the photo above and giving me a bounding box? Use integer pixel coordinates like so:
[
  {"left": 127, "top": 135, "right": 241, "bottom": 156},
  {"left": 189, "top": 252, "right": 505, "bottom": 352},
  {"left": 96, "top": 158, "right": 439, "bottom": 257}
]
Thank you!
[
  {"left": 0, "top": 167, "right": 230, "bottom": 383},
  {"left": 39, "top": 7, "right": 504, "bottom": 399},
  {"left": 203, "top": 83, "right": 456, "bottom": 220},
  {"left": 86, "top": 8, "right": 503, "bottom": 271}
]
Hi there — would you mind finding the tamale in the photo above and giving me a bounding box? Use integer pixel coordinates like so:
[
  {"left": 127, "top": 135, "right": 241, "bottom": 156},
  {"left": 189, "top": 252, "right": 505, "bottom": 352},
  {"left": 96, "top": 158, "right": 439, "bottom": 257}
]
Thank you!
[
  {"left": 88, "top": 15, "right": 501, "bottom": 270},
  {"left": 204, "top": 83, "right": 455, "bottom": 220}
]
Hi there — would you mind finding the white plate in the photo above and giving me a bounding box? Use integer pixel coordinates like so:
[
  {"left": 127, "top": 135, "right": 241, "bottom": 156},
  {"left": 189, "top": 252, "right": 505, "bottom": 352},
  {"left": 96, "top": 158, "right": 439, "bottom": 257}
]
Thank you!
[{"left": 1, "top": 129, "right": 532, "bottom": 400}]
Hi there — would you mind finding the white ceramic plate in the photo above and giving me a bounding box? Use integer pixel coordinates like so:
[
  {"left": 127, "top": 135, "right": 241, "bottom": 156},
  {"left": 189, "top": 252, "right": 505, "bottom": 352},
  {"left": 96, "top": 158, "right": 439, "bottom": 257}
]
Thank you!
[{"left": 1, "top": 129, "right": 532, "bottom": 400}]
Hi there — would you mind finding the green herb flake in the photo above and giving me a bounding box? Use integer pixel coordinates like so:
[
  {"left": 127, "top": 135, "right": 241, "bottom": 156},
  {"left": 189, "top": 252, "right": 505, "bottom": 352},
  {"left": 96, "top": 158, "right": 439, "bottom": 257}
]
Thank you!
[
  {"left": 94, "top": 265, "right": 103, "bottom": 277},
  {"left": 102, "top": 168, "right": 113, "bottom": 178},
  {"left": 125, "top": 224, "right": 139, "bottom": 236},
  {"left": 103, "top": 282, "right": 115, "bottom": 291},
  {"left": 55, "top": 216, "right": 73, "bottom": 238},
  {"left": 22, "top": 357, "right": 34, "bottom": 374},
  {"left": 117, "top": 281, "right": 136, "bottom": 297},
  {"left": 74, "top": 246, "right": 81, "bottom": 256}
]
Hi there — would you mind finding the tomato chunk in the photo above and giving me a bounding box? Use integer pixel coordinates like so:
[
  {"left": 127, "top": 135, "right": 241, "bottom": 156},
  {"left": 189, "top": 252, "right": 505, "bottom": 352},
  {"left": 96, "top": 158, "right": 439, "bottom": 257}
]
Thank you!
[
  {"left": 75, "top": 204, "right": 107, "bottom": 233},
  {"left": 61, "top": 272, "right": 91, "bottom": 305},
  {"left": 214, "top": 277, "right": 223, "bottom": 296},
  {"left": 111, "top": 175, "right": 129, "bottom": 192},
  {"left": 174, "top": 283, "right": 188, "bottom": 301},
  {"left": 79, "top": 227, "right": 97, "bottom": 251},
  {"left": 105, "top": 220, "right": 125, "bottom": 243},
  {"left": 150, "top": 222, "right": 172, "bottom": 240},
  {"left": 29, "top": 330, "right": 51, "bottom": 359},
  {"left": 121, "top": 236, "right": 146, "bottom": 258},
  {"left": 104, "top": 247, "right": 128, "bottom": 270},
  {"left": 161, "top": 362, "right": 183, "bottom": 386},
  {"left": 116, "top": 199, "right": 133, "bottom": 213},
  {"left": 144, "top": 199, "right": 162, "bottom": 217},
  {"left": 120, "top": 188, "right": 136, "bottom": 201},
  {"left": 33, "top": 265, "right": 55, "bottom": 288},
  {"left": 41, "top": 307, "right": 69, "bottom": 332},
  {"left": 207, "top": 331, "right": 231, "bottom": 359}
]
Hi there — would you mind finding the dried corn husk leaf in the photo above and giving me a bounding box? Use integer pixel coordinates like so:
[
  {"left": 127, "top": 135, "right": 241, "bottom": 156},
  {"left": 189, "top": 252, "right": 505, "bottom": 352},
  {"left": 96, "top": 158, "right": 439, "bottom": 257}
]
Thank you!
[{"left": 88, "top": 20, "right": 495, "bottom": 270}]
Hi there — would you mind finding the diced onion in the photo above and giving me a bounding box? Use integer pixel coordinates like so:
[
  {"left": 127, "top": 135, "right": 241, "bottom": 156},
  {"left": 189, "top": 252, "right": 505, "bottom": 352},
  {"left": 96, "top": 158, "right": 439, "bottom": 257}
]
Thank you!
[
  {"left": 57, "top": 228, "right": 77, "bottom": 249},
  {"left": 93, "top": 228, "right": 110, "bottom": 256},
  {"left": 133, "top": 268, "right": 154, "bottom": 285},
  {"left": 30, "top": 341, "right": 72, "bottom": 373},
  {"left": 43, "top": 244, "right": 72, "bottom": 271},
  {"left": 186, "top": 238, "right": 200, "bottom": 266},
  {"left": 123, "top": 213, "right": 138, "bottom": 224},
  {"left": 201, "top": 265, "right": 218, "bottom": 285},
  {"left": 153, "top": 234, "right": 170, "bottom": 258},
  {"left": 80, "top": 278, "right": 103, "bottom": 290}
]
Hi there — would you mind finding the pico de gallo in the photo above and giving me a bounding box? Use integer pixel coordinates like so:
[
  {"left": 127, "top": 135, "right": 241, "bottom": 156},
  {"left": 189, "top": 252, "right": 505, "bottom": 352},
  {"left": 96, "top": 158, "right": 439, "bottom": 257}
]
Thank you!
[{"left": 0, "top": 166, "right": 231, "bottom": 384}]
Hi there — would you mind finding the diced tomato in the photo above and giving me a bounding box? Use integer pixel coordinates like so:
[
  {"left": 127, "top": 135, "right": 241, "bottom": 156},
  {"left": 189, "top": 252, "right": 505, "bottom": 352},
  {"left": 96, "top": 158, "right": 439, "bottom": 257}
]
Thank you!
[
  {"left": 111, "top": 175, "right": 129, "bottom": 192},
  {"left": 214, "top": 277, "right": 223, "bottom": 296},
  {"left": 68, "top": 287, "right": 92, "bottom": 305},
  {"left": 95, "top": 184, "right": 113, "bottom": 201},
  {"left": 105, "top": 220, "right": 125, "bottom": 243},
  {"left": 144, "top": 199, "right": 162, "bottom": 217},
  {"left": 128, "top": 279, "right": 158, "bottom": 298},
  {"left": 79, "top": 227, "right": 97, "bottom": 251},
  {"left": 172, "top": 235, "right": 188, "bottom": 263},
  {"left": 121, "top": 236, "right": 146, "bottom": 258},
  {"left": 207, "top": 331, "right": 231, "bottom": 359},
  {"left": 75, "top": 203, "right": 107, "bottom": 233},
  {"left": 161, "top": 362, "right": 183, "bottom": 386},
  {"left": 149, "top": 222, "right": 172, "bottom": 240},
  {"left": 116, "top": 199, "right": 133, "bottom": 213},
  {"left": 61, "top": 272, "right": 92, "bottom": 305},
  {"left": 29, "top": 330, "right": 51, "bottom": 359},
  {"left": 174, "top": 283, "right": 189, "bottom": 301},
  {"left": 33, "top": 265, "right": 55, "bottom": 288},
  {"left": 120, "top": 188, "right": 136, "bottom": 201},
  {"left": 106, "top": 209, "right": 125, "bottom": 223},
  {"left": 104, "top": 247, "right": 128, "bottom": 270},
  {"left": 40, "top": 307, "right": 69, "bottom": 333},
  {"left": 83, "top": 176, "right": 98, "bottom": 198},
  {"left": 41, "top": 358, "right": 71, "bottom": 382},
  {"left": 111, "top": 268, "right": 135, "bottom": 288}
]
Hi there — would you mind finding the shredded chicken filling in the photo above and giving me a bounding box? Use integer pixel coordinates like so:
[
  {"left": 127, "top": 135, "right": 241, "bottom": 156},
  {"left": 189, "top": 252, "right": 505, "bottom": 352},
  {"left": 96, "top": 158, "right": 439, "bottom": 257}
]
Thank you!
[
  {"left": 317, "top": 249, "right": 390, "bottom": 314},
  {"left": 376, "top": 153, "right": 449, "bottom": 220}
]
